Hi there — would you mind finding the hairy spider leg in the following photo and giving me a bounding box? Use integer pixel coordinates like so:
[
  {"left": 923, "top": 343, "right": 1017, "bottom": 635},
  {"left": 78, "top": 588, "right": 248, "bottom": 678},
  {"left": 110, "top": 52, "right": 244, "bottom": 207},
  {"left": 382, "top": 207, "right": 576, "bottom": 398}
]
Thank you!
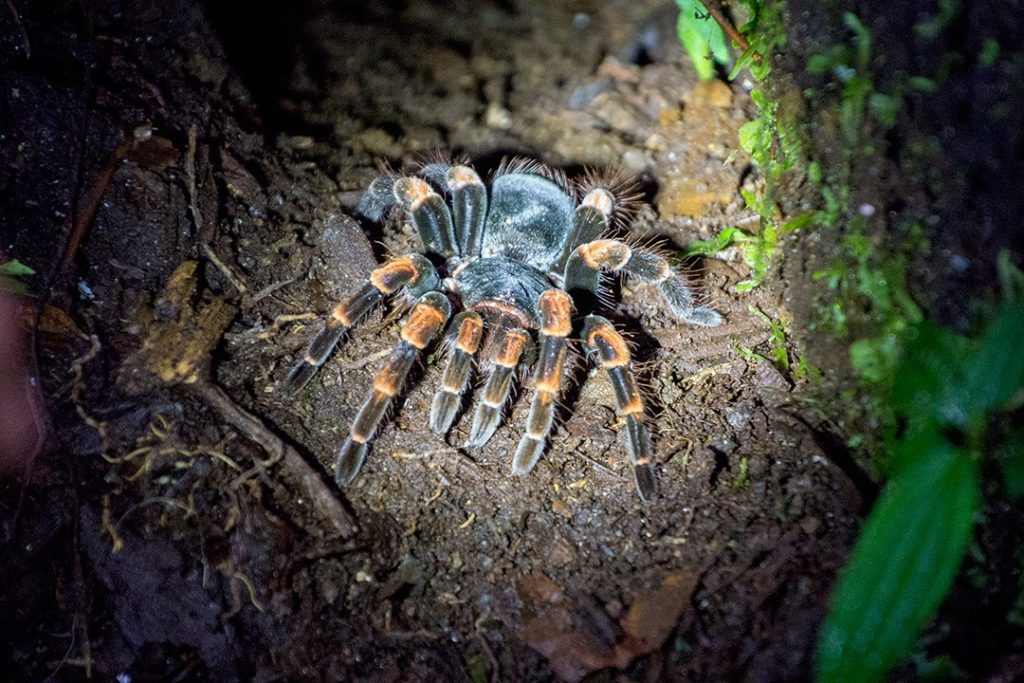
[
  {"left": 446, "top": 165, "right": 488, "bottom": 257},
  {"left": 465, "top": 326, "right": 531, "bottom": 447},
  {"left": 581, "top": 315, "right": 657, "bottom": 501},
  {"left": 512, "top": 290, "right": 573, "bottom": 475},
  {"left": 564, "top": 239, "right": 723, "bottom": 326},
  {"left": 555, "top": 188, "right": 615, "bottom": 273},
  {"left": 393, "top": 176, "right": 460, "bottom": 257},
  {"left": 336, "top": 292, "right": 451, "bottom": 485},
  {"left": 430, "top": 311, "right": 484, "bottom": 434},
  {"left": 282, "top": 255, "right": 440, "bottom": 395}
]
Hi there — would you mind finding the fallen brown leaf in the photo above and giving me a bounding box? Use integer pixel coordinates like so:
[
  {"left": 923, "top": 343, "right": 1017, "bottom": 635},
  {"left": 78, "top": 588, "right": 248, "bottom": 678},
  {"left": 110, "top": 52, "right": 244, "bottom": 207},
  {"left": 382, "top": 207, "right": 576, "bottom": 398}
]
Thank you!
[{"left": 519, "top": 570, "right": 700, "bottom": 682}]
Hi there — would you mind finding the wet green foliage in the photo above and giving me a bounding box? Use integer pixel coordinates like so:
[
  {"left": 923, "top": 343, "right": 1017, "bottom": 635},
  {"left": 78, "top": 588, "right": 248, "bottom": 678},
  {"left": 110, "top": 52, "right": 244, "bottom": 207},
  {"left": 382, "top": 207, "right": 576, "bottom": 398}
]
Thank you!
[
  {"left": 813, "top": 222, "right": 926, "bottom": 384},
  {"left": 675, "top": 0, "right": 729, "bottom": 81},
  {"left": 674, "top": 4, "right": 1024, "bottom": 679},
  {"left": 679, "top": 1, "right": 803, "bottom": 293},
  {"left": 802, "top": 12, "right": 939, "bottom": 389},
  {"left": 817, "top": 434, "right": 978, "bottom": 683},
  {"left": 0, "top": 259, "right": 36, "bottom": 296},
  {"left": 817, "top": 297, "right": 1024, "bottom": 683},
  {"left": 687, "top": 212, "right": 809, "bottom": 292}
]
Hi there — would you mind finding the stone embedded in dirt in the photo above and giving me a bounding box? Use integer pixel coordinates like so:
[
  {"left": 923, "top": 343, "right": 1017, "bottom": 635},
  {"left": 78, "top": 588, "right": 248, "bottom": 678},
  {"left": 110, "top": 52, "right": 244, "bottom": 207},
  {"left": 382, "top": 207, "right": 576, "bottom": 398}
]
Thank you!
[
  {"left": 551, "top": 498, "right": 573, "bottom": 519},
  {"left": 753, "top": 359, "right": 794, "bottom": 391},
  {"left": 685, "top": 79, "right": 734, "bottom": 110},
  {"left": 352, "top": 127, "right": 404, "bottom": 158},
  {"left": 220, "top": 150, "right": 267, "bottom": 215},
  {"left": 590, "top": 92, "right": 643, "bottom": 136},
  {"left": 656, "top": 175, "right": 734, "bottom": 218},
  {"left": 596, "top": 56, "right": 641, "bottom": 84}
]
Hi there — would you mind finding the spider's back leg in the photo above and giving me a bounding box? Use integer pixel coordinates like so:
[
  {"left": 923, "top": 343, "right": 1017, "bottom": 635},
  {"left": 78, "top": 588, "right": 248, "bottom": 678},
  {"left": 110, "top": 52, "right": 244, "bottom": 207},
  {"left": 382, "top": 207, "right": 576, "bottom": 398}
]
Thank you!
[
  {"left": 565, "top": 238, "right": 723, "bottom": 327},
  {"left": 581, "top": 315, "right": 657, "bottom": 501},
  {"left": 282, "top": 255, "right": 439, "bottom": 396},
  {"left": 512, "top": 290, "right": 573, "bottom": 475},
  {"left": 465, "top": 326, "right": 532, "bottom": 447},
  {"left": 430, "top": 311, "right": 484, "bottom": 435},
  {"left": 336, "top": 291, "right": 451, "bottom": 485}
]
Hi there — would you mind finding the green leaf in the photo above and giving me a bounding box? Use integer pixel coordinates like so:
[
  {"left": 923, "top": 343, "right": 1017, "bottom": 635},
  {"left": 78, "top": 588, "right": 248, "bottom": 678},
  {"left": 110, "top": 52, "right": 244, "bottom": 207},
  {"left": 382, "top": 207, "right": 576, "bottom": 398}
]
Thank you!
[
  {"left": 685, "top": 226, "right": 745, "bottom": 256},
  {"left": 738, "top": 118, "right": 769, "bottom": 158},
  {"left": 996, "top": 249, "right": 1024, "bottom": 301},
  {"left": 908, "top": 76, "right": 938, "bottom": 93},
  {"left": 843, "top": 12, "right": 872, "bottom": 70},
  {"left": 0, "top": 259, "right": 36, "bottom": 277},
  {"left": 816, "top": 435, "right": 979, "bottom": 683},
  {"left": 676, "top": 0, "right": 729, "bottom": 81},
  {"left": 868, "top": 92, "right": 900, "bottom": 128},
  {"left": 0, "top": 259, "right": 36, "bottom": 296},
  {"left": 734, "top": 279, "right": 756, "bottom": 293},
  {"left": 736, "top": 0, "right": 762, "bottom": 34},
  {"left": 850, "top": 333, "right": 901, "bottom": 384},
  {"left": 997, "top": 431, "right": 1024, "bottom": 498},
  {"left": 727, "top": 46, "right": 757, "bottom": 81},
  {"left": 806, "top": 44, "right": 852, "bottom": 76},
  {"left": 890, "top": 323, "right": 971, "bottom": 431},
  {"left": 780, "top": 212, "right": 814, "bottom": 234},
  {"left": 979, "top": 38, "right": 1000, "bottom": 68},
  {"left": 963, "top": 300, "right": 1024, "bottom": 415}
]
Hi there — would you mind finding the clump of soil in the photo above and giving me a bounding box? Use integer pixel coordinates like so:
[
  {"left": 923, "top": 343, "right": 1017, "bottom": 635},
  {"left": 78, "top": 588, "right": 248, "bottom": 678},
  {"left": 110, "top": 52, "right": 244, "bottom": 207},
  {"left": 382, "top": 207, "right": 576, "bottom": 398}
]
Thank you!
[{"left": 1, "top": 1, "right": 863, "bottom": 680}]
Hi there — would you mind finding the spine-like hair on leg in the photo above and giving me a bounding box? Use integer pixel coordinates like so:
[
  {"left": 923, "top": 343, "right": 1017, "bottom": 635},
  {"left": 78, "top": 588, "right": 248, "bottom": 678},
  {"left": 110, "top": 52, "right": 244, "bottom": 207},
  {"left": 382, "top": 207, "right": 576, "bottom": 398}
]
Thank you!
[
  {"left": 629, "top": 355, "right": 664, "bottom": 421},
  {"left": 620, "top": 230, "right": 669, "bottom": 256},
  {"left": 592, "top": 274, "right": 618, "bottom": 311},
  {"left": 575, "top": 167, "right": 642, "bottom": 230},
  {"left": 356, "top": 166, "right": 401, "bottom": 221},
  {"left": 417, "top": 150, "right": 472, "bottom": 189},
  {"left": 675, "top": 253, "right": 721, "bottom": 306}
]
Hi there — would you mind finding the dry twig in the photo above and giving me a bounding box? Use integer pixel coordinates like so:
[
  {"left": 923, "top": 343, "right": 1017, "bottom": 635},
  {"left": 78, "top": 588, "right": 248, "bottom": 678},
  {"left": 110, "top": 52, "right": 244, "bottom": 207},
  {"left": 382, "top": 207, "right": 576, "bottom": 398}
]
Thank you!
[{"left": 696, "top": 0, "right": 750, "bottom": 52}]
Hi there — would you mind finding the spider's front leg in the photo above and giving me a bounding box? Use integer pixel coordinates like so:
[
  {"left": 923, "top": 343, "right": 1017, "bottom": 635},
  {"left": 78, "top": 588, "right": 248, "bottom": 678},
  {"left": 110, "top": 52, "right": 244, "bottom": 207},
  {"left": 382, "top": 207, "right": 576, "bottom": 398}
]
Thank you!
[
  {"left": 429, "top": 311, "right": 484, "bottom": 435},
  {"left": 360, "top": 174, "right": 460, "bottom": 258},
  {"left": 512, "top": 290, "right": 572, "bottom": 475},
  {"left": 336, "top": 291, "right": 451, "bottom": 485},
  {"left": 565, "top": 239, "right": 723, "bottom": 327},
  {"left": 420, "top": 162, "right": 488, "bottom": 256},
  {"left": 581, "top": 315, "right": 657, "bottom": 501},
  {"left": 465, "top": 326, "right": 532, "bottom": 447},
  {"left": 282, "top": 255, "right": 439, "bottom": 395}
]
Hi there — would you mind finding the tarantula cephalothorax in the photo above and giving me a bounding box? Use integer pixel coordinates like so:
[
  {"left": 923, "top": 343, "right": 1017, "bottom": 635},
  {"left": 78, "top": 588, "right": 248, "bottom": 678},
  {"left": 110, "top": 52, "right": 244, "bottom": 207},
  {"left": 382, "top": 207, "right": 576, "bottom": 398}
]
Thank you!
[{"left": 282, "top": 159, "right": 723, "bottom": 500}]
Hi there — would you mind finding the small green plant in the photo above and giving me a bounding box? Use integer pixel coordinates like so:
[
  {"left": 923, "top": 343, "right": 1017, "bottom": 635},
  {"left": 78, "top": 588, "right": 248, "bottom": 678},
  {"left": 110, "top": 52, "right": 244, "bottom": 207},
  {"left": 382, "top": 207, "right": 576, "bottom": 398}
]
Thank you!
[
  {"left": 678, "top": 1, "right": 802, "bottom": 292},
  {"left": 816, "top": 294, "right": 1024, "bottom": 683},
  {"left": 688, "top": 212, "right": 811, "bottom": 292},
  {"left": 731, "top": 303, "right": 789, "bottom": 369},
  {"left": 812, "top": 220, "right": 926, "bottom": 383},
  {"left": 0, "top": 259, "right": 36, "bottom": 296},
  {"left": 806, "top": 12, "right": 942, "bottom": 149},
  {"left": 802, "top": 13, "right": 938, "bottom": 390},
  {"left": 730, "top": 455, "right": 749, "bottom": 490},
  {"left": 675, "top": 0, "right": 729, "bottom": 81}
]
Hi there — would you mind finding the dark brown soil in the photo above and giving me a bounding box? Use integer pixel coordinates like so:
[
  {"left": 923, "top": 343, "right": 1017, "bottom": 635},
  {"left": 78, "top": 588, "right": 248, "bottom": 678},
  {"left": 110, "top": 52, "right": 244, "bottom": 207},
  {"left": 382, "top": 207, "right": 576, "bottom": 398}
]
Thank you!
[{"left": 1, "top": 1, "right": 864, "bottom": 680}]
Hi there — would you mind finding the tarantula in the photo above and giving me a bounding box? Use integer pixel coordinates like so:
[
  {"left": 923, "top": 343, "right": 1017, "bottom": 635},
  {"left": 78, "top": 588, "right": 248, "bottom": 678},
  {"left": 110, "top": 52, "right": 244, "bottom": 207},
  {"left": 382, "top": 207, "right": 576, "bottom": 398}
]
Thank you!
[{"left": 282, "top": 159, "right": 722, "bottom": 500}]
